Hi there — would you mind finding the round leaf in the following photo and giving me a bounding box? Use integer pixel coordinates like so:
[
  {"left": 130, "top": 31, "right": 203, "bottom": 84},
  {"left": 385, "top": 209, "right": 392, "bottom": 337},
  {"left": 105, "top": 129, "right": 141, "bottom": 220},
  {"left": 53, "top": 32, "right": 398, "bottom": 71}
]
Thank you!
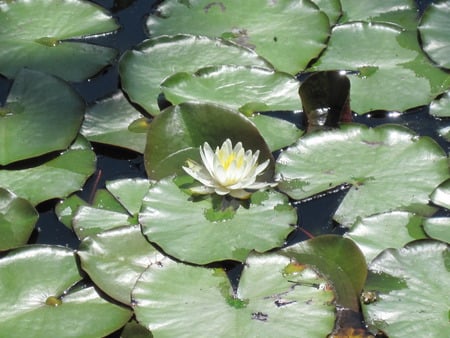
[
  {"left": 0, "top": 188, "right": 38, "bottom": 251},
  {"left": 78, "top": 225, "right": 164, "bottom": 305},
  {"left": 81, "top": 91, "right": 147, "bottom": 154},
  {"left": 161, "top": 65, "right": 300, "bottom": 113},
  {"left": 310, "top": 22, "right": 432, "bottom": 114},
  {"left": 119, "top": 34, "right": 271, "bottom": 115},
  {"left": 0, "top": 135, "right": 96, "bottom": 206},
  {"left": 139, "top": 177, "right": 296, "bottom": 264},
  {"left": 0, "top": 69, "right": 84, "bottom": 165},
  {"left": 423, "top": 217, "right": 450, "bottom": 244},
  {"left": 144, "top": 102, "right": 274, "bottom": 181},
  {"left": 132, "top": 252, "right": 335, "bottom": 337},
  {"left": 0, "top": 0, "right": 118, "bottom": 81},
  {"left": 276, "top": 124, "right": 449, "bottom": 226},
  {"left": 344, "top": 211, "right": 427, "bottom": 263},
  {"left": 147, "top": 0, "right": 330, "bottom": 75},
  {"left": 362, "top": 241, "right": 450, "bottom": 337},
  {"left": 0, "top": 245, "right": 132, "bottom": 338},
  {"left": 419, "top": 1, "right": 450, "bottom": 69}
]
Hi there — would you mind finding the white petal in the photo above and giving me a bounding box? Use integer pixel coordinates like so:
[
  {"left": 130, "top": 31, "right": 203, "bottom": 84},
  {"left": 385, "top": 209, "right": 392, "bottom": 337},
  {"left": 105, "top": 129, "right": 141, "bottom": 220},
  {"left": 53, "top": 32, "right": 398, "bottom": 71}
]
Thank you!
[
  {"left": 229, "top": 189, "right": 251, "bottom": 199},
  {"left": 189, "top": 185, "right": 215, "bottom": 195}
]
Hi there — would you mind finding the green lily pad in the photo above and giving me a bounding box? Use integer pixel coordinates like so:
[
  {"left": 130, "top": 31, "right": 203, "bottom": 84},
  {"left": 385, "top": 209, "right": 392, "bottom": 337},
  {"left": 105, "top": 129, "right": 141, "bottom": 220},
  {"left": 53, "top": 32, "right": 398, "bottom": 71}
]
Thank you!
[
  {"left": 0, "top": 245, "right": 132, "bottom": 338},
  {"left": 344, "top": 211, "right": 427, "bottom": 263},
  {"left": 419, "top": 1, "right": 450, "bottom": 70},
  {"left": 249, "top": 114, "right": 303, "bottom": 151},
  {"left": 0, "top": 188, "right": 38, "bottom": 251},
  {"left": 72, "top": 178, "right": 150, "bottom": 238},
  {"left": 310, "top": 22, "right": 432, "bottom": 114},
  {"left": 0, "top": 69, "right": 84, "bottom": 165},
  {"left": 0, "top": 0, "right": 118, "bottom": 81},
  {"left": 430, "top": 91, "right": 450, "bottom": 117},
  {"left": 281, "top": 235, "right": 367, "bottom": 312},
  {"left": 147, "top": 0, "right": 330, "bottom": 75},
  {"left": 144, "top": 102, "right": 274, "bottom": 181},
  {"left": 0, "top": 135, "right": 96, "bottom": 206},
  {"left": 132, "top": 252, "right": 335, "bottom": 337},
  {"left": 423, "top": 217, "right": 450, "bottom": 244},
  {"left": 276, "top": 124, "right": 449, "bottom": 226},
  {"left": 81, "top": 91, "right": 147, "bottom": 154},
  {"left": 78, "top": 225, "right": 164, "bottom": 305},
  {"left": 362, "top": 240, "right": 450, "bottom": 337},
  {"left": 313, "top": 0, "right": 342, "bottom": 25},
  {"left": 119, "top": 34, "right": 271, "bottom": 115},
  {"left": 139, "top": 177, "right": 296, "bottom": 264},
  {"left": 55, "top": 194, "right": 88, "bottom": 229},
  {"left": 161, "top": 65, "right": 300, "bottom": 114},
  {"left": 431, "top": 179, "right": 450, "bottom": 209}
]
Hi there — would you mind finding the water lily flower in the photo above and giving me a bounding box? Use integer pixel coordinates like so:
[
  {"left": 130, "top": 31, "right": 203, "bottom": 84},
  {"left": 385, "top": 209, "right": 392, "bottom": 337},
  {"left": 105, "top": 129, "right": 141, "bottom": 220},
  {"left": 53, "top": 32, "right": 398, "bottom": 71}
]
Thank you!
[{"left": 182, "top": 139, "right": 276, "bottom": 199}]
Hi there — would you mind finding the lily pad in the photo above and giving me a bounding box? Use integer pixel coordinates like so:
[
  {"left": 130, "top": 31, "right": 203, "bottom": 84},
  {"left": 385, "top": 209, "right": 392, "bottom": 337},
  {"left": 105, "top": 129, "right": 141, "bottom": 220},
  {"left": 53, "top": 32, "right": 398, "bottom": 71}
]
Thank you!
[
  {"left": 0, "top": 69, "right": 84, "bottom": 165},
  {"left": 0, "top": 245, "right": 132, "bottom": 338},
  {"left": 0, "top": 188, "right": 38, "bottom": 251},
  {"left": 161, "top": 65, "right": 300, "bottom": 114},
  {"left": 147, "top": 0, "right": 330, "bottom": 75},
  {"left": 81, "top": 91, "right": 147, "bottom": 154},
  {"left": 0, "top": 0, "right": 118, "bottom": 81},
  {"left": 430, "top": 91, "right": 450, "bottom": 117},
  {"left": 144, "top": 102, "right": 274, "bottom": 181},
  {"left": 132, "top": 252, "right": 335, "bottom": 337},
  {"left": 0, "top": 135, "right": 96, "bottom": 206},
  {"left": 362, "top": 240, "right": 450, "bottom": 337},
  {"left": 344, "top": 211, "right": 427, "bottom": 263},
  {"left": 78, "top": 225, "right": 164, "bottom": 305},
  {"left": 139, "top": 177, "right": 296, "bottom": 264},
  {"left": 276, "top": 124, "right": 449, "bottom": 226},
  {"left": 119, "top": 34, "right": 271, "bottom": 115},
  {"left": 310, "top": 22, "right": 431, "bottom": 114},
  {"left": 431, "top": 179, "right": 450, "bottom": 209},
  {"left": 419, "top": 1, "right": 450, "bottom": 69},
  {"left": 423, "top": 217, "right": 450, "bottom": 244},
  {"left": 312, "top": 0, "right": 342, "bottom": 25}
]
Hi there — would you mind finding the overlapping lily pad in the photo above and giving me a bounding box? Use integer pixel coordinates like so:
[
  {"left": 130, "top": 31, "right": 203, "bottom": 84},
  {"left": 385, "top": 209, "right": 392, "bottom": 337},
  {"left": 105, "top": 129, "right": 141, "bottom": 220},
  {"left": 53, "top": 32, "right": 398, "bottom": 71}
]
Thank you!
[
  {"left": 0, "top": 245, "right": 132, "bottom": 338},
  {"left": 139, "top": 177, "right": 296, "bottom": 264},
  {"left": 78, "top": 225, "right": 164, "bottom": 305},
  {"left": 430, "top": 91, "right": 450, "bottom": 117},
  {"left": 344, "top": 211, "right": 427, "bottom": 262},
  {"left": 0, "top": 135, "right": 96, "bottom": 206},
  {"left": 0, "top": 69, "right": 84, "bottom": 165},
  {"left": 119, "top": 34, "right": 271, "bottom": 115},
  {"left": 419, "top": 1, "right": 450, "bottom": 69},
  {"left": 310, "top": 22, "right": 432, "bottom": 113},
  {"left": 423, "top": 217, "right": 450, "bottom": 244},
  {"left": 144, "top": 102, "right": 274, "bottom": 181},
  {"left": 147, "top": 0, "right": 330, "bottom": 75},
  {"left": 81, "top": 91, "right": 147, "bottom": 153},
  {"left": 0, "top": 0, "right": 118, "bottom": 81},
  {"left": 362, "top": 240, "right": 450, "bottom": 337},
  {"left": 132, "top": 251, "right": 335, "bottom": 337},
  {"left": 276, "top": 124, "right": 449, "bottom": 226},
  {"left": 161, "top": 65, "right": 300, "bottom": 114},
  {"left": 0, "top": 188, "right": 38, "bottom": 251},
  {"left": 430, "top": 179, "right": 450, "bottom": 209}
]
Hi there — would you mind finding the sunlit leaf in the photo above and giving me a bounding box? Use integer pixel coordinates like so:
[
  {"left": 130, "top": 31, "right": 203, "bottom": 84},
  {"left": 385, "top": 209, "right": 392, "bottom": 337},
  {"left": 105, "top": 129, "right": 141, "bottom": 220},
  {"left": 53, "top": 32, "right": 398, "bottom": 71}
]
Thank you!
[
  {"left": 105, "top": 178, "right": 151, "bottom": 216},
  {"left": 423, "top": 217, "right": 450, "bottom": 244},
  {"left": 132, "top": 252, "right": 335, "bottom": 337},
  {"left": 362, "top": 240, "right": 450, "bottom": 337},
  {"left": 147, "top": 0, "right": 330, "bottom": 75},
  {"left": 276, "top": 124, "right": 449, "bottom": 226},
  {"left": 139, "top": 177, "right": 296, "bottom": 264},
  {"left": 0, "top": 188, "right": 38, "bottom": 251},
  {"left": 0, "top": 135, "right": 96, "bottom": 206},
  {"left": 0, "top": 245, "right": 132, "bottom": 338},
  {"left": 344, "top": 211, "right": 427, "bottom": 263},
  {"left": 310, "top": 22, "right": 432, "bottom": 114},
  {"left": 0, "top": 0, "right": 118, "bottom": 81},
  {"left": 430, "top": 178, "right": 450, "bottom": 209},
  {"left": 419, "top": 1, "right": 450, "bottom": 69},
  {"left": 78, "top": 225, "right": 164, "bottom": 305},
  {"left": 0, "top": 69, "right": 84, "bottom": 165},
  {"left": 81, "top": 91, "right": 147, "bottom": 154},
  {"left": 55, "top": 194, "right": 88, "bottom": 229},
  {"left": 430, "top": 91, "right": 450, "bottom": 117},
  {"left": 119, "top": 34, "right": 271, "bottom": 115},
  {"left": 161, "top": 65, "right": 300, "bottom": 113},
  {"left": 312, "top": 0, "right": 342, "bottom": 25},
  {"left": 144, "top": 102, "right": 274, "bottom": 181}
]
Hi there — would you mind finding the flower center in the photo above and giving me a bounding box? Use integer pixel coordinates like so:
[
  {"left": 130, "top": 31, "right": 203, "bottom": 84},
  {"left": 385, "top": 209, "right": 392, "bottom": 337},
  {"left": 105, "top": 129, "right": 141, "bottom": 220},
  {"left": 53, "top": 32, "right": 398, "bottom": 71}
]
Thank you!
[{"left": 218, "top": 151, "right": 244, "bottom": 170}]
